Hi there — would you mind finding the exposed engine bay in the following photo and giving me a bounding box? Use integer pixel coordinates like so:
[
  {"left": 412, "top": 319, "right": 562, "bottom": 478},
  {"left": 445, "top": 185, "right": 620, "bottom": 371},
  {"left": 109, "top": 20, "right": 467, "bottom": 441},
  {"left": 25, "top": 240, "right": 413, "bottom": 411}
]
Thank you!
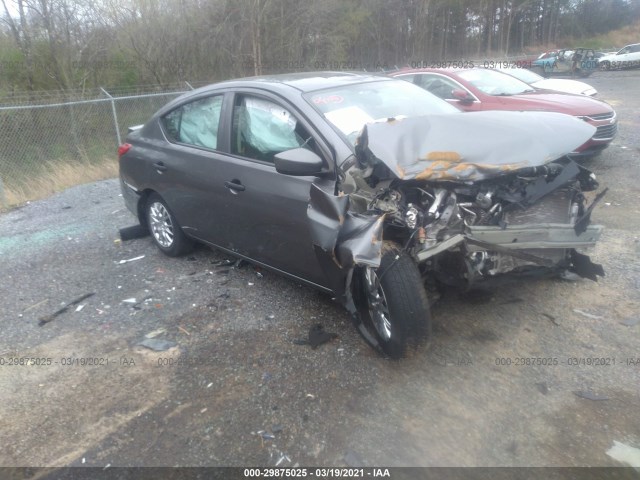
[{"left": 338, "top": 155, "right": 605, "bottom": 288}]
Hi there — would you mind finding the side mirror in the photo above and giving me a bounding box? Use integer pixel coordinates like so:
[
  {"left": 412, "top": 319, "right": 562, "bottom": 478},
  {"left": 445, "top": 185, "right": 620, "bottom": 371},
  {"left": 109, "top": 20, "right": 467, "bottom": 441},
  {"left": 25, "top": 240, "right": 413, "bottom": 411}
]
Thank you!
[
  {"left": 452, "top": 89, "right": 474, "bottom": 104},
  {"left": 275, "top": 148, "right": 324, "bottom": 176}
]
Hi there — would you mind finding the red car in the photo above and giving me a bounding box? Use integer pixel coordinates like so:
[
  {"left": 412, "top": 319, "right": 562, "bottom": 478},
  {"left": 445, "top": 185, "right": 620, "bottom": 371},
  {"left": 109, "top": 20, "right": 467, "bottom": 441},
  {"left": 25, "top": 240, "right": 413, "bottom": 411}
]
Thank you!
[{"left": 391, "top": 68, "right": 617, "bottom": 156}]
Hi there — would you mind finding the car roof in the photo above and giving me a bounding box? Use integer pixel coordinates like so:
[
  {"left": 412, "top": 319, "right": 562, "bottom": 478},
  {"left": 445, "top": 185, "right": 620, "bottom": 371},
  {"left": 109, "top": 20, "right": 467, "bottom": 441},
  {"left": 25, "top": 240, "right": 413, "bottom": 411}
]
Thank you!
[
  {"left": 190, "top": 71, "right": 391, "bottom": 95},
  {"left": 392, "top": 68, "right": 472, "bottom": 75}
]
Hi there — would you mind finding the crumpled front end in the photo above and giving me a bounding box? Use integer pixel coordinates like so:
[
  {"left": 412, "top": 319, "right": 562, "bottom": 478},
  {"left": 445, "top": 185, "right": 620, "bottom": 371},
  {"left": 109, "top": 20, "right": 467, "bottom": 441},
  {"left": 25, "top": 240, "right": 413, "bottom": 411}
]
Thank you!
[{"left": 308, "top": 112, "right": 605, "bottom": 303}]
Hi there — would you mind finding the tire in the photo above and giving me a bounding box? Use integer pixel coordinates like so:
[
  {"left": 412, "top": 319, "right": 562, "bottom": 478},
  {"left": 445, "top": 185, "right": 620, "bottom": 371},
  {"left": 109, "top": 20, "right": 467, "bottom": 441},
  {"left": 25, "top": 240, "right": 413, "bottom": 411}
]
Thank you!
[
  {"left": 145, "top": 193, "right": 193, "bottom": 256},
  {"left": 599, "top": 61, "right": 611, "bottom": 71},
  {"left": 354, "top": 242, "right": 431, "bottom": 359}
]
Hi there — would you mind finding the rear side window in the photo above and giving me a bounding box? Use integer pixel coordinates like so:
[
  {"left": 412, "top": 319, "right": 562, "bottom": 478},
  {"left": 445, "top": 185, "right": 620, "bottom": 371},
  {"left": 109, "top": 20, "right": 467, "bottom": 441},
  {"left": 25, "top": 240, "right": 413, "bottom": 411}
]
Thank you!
[{"left": 162, "top": 95, "right": 223, "bottom": 149}]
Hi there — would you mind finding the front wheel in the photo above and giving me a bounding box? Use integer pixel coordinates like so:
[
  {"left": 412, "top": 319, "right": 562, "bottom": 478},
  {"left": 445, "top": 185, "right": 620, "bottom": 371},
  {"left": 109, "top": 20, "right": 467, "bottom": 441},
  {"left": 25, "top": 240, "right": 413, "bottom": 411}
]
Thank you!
[
  {"left": 145, "top": 193, "right": 193, "bottom": 256},
  {"left": 354, "top": 242, "right": 431, "bottom": 359}
]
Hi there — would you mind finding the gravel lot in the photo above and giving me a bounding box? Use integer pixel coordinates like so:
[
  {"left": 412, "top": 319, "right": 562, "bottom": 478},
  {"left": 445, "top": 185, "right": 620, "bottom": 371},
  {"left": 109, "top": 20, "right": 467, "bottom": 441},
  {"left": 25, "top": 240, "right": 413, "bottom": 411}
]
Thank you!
[{"left": 1, "top": 70, "right": 639, "bottom": 472}]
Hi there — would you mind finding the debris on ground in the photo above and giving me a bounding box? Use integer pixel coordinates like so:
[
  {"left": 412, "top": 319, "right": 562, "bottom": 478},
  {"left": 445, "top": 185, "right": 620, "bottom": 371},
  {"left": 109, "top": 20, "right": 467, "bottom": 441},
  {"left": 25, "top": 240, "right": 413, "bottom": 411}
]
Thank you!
[
  {"left": 293, "top": 324, "right": 338, "bottom": 348},
  {"left": 38, "top": 292, "right": 95, "bottom": 326},
  {"left": 272, "top": 424, "right": 283, "bottom": 434},
  {"left": 137, "top": 338, "right": 177, "bottom": 351},
  {"left": 118, "top": 224, "right": 148, "bottom": 241},
  {"left": 606, "top": 440, "right": 640, "bottom": 468},
  {"left": 211, "top": 258, "right": 236, "bottom": 267},
  {"left": 144, "top": 328, "right": 167, "bottom": 339},
  {"left": 309, "top": 324, "right": 338, "bottom": 348},
  {"left": 573, "top": 390, "right": 609, "bottom": 401},
  {"left": 573, "top": 309, "right": 604, "bottom": 320},
  {"left": 116, "top": 255, "right": 145, "bottom": 265}
]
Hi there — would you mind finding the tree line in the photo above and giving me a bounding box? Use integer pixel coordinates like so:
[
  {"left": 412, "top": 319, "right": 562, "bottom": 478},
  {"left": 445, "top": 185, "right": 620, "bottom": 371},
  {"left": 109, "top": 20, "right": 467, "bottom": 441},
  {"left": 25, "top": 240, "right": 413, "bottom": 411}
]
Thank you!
[{"left": 1, "top": 0, "right": 638, "bottom": 96}]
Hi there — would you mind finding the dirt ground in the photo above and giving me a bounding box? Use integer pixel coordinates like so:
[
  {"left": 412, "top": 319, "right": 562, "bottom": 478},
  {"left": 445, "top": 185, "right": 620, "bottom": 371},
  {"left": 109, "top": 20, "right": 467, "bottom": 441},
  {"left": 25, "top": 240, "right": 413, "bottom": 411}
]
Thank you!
[{"left": 1, "top": 70, "right": 639, "bottom": 474}]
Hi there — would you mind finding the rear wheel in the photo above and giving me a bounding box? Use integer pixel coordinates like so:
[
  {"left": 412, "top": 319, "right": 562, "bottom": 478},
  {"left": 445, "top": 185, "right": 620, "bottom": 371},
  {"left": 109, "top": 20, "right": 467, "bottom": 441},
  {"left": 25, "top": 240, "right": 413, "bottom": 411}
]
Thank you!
[
  {"left": 354, "top": 242, "right": 431, "bottom": 359},
  {"left": 145, "top": 193, "right": 193, "bottom": 256},
  {"left": 599, "top": 60, "right": 611, "bottom": 71}
]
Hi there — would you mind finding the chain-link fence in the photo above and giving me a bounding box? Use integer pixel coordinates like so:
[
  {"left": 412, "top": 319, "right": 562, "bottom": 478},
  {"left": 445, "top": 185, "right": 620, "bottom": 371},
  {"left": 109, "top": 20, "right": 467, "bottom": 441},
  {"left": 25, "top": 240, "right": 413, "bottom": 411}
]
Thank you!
[{"left": 0, "top": 84, "right": 204, "bottom": 208}]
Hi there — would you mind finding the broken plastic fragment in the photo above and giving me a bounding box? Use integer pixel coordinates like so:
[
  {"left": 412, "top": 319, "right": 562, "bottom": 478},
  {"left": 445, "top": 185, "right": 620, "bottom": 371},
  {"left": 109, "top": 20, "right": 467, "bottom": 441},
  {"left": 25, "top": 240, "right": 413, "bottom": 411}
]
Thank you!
[
  {"left": 119, "top": 224, "right": 149, "bottom": 241},
  {"left": 137, "top": 338, "right": 177, "bottom": 351},
  {"left": 145, "top": 328, "right": 167, "bottom": 338},
  {"left": 308, "top": 324, "right": 338, "bottom": 348},
  {"left": 116, "top": 255, "right": 145, "bottom": 265}
]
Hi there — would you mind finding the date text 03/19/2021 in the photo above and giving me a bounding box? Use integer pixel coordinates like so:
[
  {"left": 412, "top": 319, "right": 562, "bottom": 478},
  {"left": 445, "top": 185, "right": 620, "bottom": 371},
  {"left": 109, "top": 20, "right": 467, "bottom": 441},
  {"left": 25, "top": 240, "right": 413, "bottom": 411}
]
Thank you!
[{"left": 243, "top": 468, "right": 391, "bottom": 478}]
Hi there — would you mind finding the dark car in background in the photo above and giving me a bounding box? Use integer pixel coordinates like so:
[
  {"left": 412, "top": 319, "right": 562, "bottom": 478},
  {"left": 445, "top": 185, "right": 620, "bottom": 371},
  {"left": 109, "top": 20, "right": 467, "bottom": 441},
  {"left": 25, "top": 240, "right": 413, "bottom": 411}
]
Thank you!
[
  {"left": 392, "top": 67, "right": 616, "bottom": 157},
  {"left": 119, "top": 72, "right": 605, "bottom": 358},
  {"left": 531, "top": 48, "right": 599, "bottom": 77}
]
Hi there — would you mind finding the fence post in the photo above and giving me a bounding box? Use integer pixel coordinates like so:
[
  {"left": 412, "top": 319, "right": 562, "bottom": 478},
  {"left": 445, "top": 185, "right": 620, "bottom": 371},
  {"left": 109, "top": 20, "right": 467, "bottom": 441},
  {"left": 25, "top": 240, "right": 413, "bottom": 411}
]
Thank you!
[{"left": 101, "top": 87, "right": 122, "bottom": 146}]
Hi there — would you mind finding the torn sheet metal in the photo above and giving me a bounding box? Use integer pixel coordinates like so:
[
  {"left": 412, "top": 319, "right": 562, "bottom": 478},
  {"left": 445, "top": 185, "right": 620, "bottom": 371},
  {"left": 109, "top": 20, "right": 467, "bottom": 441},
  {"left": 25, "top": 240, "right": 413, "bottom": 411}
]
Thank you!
[
  {"left": 354, "top": 111, "right": 596, "bottom": 182},
  {"left": 308, "top": 184, "right": 384, "bottom": 269}
]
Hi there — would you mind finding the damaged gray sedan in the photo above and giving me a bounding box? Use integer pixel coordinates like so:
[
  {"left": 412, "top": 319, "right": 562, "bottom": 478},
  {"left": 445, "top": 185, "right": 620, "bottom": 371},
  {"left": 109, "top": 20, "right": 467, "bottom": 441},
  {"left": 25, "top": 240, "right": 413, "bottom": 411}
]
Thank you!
[{"left": 119, "top": 72, "right": 605, "bottom": 358}]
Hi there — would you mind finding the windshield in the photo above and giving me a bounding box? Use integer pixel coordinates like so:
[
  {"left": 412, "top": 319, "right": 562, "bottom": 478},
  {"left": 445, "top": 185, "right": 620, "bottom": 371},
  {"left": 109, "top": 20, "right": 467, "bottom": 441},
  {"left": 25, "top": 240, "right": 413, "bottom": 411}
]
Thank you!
[
  {"left": 498, "top": 67, "right": 543, "bottom": 84},
  {"left": 458, "top": 69, "right": 535, "bottom": 96},
  {"left": 304, "top": 79, "right": 459, "bottom": 143}
]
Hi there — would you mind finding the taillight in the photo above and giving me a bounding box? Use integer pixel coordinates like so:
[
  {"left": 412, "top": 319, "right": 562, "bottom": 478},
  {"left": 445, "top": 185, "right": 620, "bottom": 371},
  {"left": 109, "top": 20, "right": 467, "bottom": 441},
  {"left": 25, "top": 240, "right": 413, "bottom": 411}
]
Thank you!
[{"left": 118, "top": 143, "right": 132, "bottom": 157}]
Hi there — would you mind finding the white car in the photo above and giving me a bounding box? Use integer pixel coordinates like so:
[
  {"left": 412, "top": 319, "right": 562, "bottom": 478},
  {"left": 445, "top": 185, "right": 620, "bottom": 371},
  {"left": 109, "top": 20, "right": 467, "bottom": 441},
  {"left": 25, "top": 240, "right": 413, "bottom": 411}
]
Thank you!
[
  {"left": 598, "top": 43, "right": 640, "bottom": 70},
  {"left": 496, "top": 67, "right": 597, "bottom": 96}
]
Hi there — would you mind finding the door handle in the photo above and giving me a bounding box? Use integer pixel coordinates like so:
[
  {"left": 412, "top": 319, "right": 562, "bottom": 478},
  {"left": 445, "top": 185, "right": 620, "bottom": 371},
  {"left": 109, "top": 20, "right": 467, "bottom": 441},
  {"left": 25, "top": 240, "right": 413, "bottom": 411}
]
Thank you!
[
  {"left": 224, "top": 181, "right": 245, "bottom": 192},
  {"left": 152, "top": 162, "right": 167, "bottom": 172}
]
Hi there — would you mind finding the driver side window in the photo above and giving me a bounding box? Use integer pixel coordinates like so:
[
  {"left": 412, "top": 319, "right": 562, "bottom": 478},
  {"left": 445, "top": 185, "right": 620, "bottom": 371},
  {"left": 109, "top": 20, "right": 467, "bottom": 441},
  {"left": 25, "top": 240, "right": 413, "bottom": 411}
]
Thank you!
[{"left": 231, "top": 95, "right": 315, "bottom": 163}]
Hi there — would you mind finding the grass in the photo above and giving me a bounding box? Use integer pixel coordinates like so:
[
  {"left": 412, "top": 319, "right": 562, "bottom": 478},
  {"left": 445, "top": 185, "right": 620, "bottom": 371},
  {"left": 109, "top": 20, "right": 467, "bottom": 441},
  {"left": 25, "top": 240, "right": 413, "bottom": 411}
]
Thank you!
[{"left": 1, "top": 157, "right": 119, "bottom": 211}]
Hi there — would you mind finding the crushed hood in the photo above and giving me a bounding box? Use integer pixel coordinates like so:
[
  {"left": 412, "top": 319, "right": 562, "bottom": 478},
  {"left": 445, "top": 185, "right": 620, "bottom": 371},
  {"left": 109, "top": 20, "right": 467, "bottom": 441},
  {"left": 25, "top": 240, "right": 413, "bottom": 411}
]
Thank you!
[{"left": 354, "top": 111, "right": 596, "bottom": 182}]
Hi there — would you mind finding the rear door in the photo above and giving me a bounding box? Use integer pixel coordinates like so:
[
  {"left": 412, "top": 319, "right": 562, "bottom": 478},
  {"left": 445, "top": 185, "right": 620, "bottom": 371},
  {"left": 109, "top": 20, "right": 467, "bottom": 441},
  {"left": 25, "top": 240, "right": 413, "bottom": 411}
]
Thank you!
[{"left": 149, "top": 92, "right": 234, "bottom": 245}]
